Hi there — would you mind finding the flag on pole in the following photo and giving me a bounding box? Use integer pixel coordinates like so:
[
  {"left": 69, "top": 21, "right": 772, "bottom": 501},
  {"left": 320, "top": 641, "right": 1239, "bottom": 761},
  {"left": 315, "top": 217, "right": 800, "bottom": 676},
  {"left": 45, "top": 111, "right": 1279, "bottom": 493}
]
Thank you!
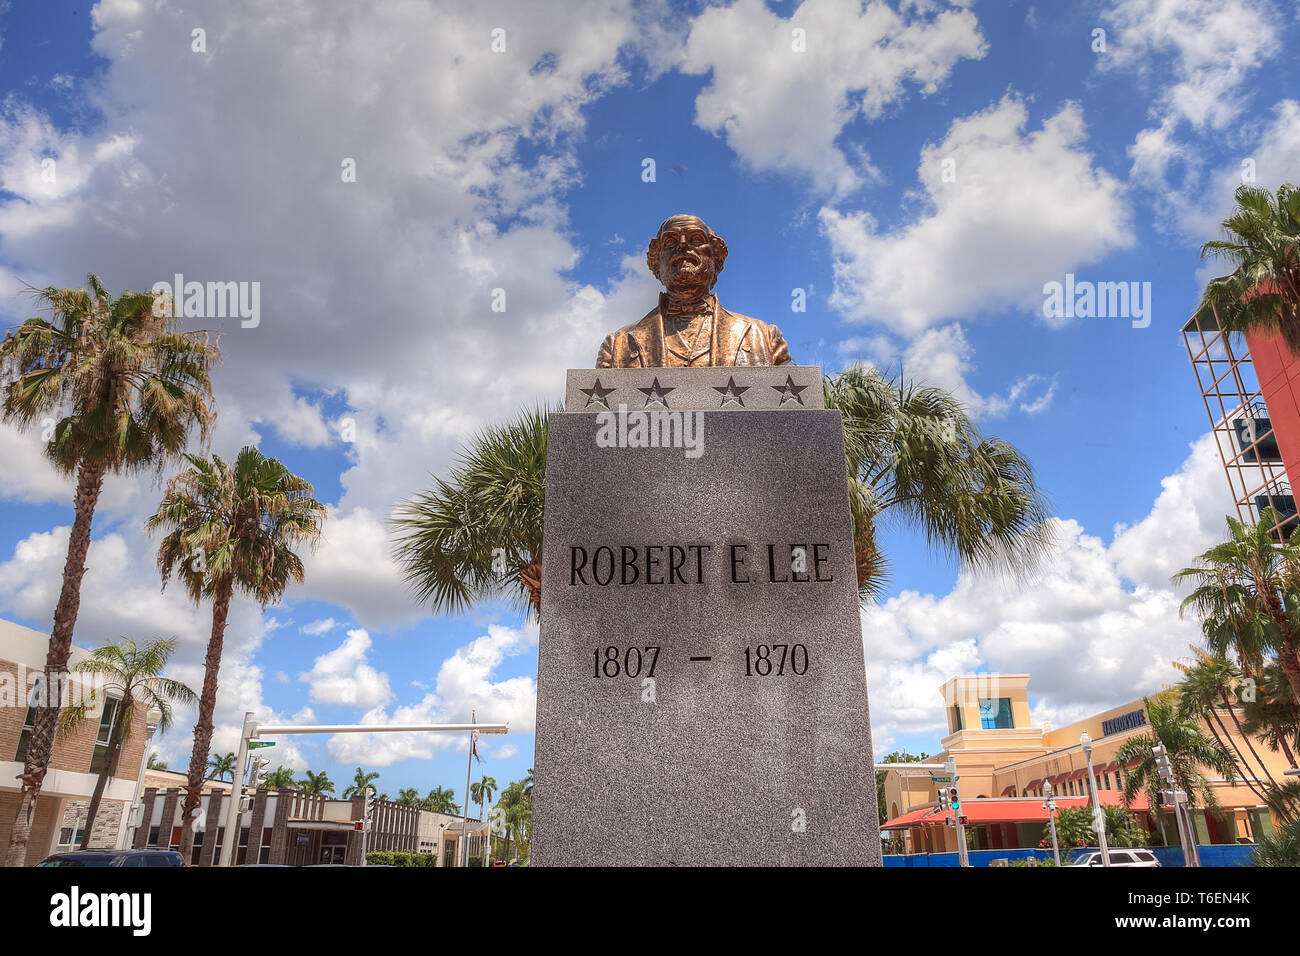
[{"left": 471, "top": 729, "right": 480, "bottom": 762}]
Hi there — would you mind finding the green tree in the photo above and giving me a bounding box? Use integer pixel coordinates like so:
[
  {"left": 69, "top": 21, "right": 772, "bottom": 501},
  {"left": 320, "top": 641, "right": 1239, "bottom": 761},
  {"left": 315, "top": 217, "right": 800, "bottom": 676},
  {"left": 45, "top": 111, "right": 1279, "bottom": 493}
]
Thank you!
[
  {"left": 1115, "top": 694, "right": 1238, "bottom": 827},
  {"left": 1199, "top": 182, "right": 1300, "bottom": 351},
  {"left": 471, "top": 775, "right": 498, "bottom": 828},
  {"left": 1251, "top": 817, "right": 1300, "bottom": 866},
  {"left": 207, "top": 751, "right": 237, "bottom": 782},
  {"left": 495, "top": 779, "right": 532, "bottom": 863},
  {"left": 422, "top": 786, "right": 459, "bottom": 815},
  {"left": 395, "top": 788, "right": 421, "bottom": 806},
  {"left": 260, "top": 766, "right": 296, "bottom": 790},
  {"left": 343, "top": 766, "right": 380, "bottom": 799},
  {"left": 146, "top": 753, "right": 168, "bottom": 771},
  {"left": 1174, "top": 509, "right": 1300, "bottom": 702},
  {"left": 393, "top": 407, "right": 548, "bottom": 617},
  {"left": 148, "top": 445, "right": 326, "bottom": 858},
  {"left": 1052, "top": 805, "right": 1149, "bottom": 850},
  {"left": 56, "top": 637, "right": 195, "bottom": 848},
  {"left": 1, "top": 275, "right": 217, "bottom": 866},
  {"left": 298, "top": 770, "right": 335, "bottom": 796},
  {"left": 1240, "top": 661, "right": 1299, "bottom": 767},
  {"left": 824, "top": 365, "right": 1051, "bottom": 598}
]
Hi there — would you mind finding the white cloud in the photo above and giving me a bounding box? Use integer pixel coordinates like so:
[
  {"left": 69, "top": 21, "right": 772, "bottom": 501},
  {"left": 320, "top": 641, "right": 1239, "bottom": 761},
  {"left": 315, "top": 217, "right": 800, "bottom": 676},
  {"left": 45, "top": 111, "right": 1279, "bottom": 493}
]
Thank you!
[
  {"left": 299, "top": 628, "right": 393, "bottom": 709},
  {"left": 681, "top": 0, "right": 985, "bottom": 195},
  {"left": 866, "top": 433, "right": 1234, "bottom": 749},
  {"left": 300, "top": 617, "right": 338, "bottom": 636},
  {"left": 821, "top": 95, "right": 1131, "bottom": 334},
  {"left": 1101, "top": 0, "right": 1281, "bottom": 131},
  {"left": 326, "top": 622, "right": 537, "bottom": 765},
  {"left": 493, "top": 743, "right": 519, "bottom": 759}
]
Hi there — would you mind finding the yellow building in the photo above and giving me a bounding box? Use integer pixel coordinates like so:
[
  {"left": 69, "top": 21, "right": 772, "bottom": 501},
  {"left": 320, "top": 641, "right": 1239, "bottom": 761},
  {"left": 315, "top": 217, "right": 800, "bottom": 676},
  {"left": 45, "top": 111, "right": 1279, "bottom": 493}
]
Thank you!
[{"left": 881, "top": 674, "right": 1290, "bottom": 854}]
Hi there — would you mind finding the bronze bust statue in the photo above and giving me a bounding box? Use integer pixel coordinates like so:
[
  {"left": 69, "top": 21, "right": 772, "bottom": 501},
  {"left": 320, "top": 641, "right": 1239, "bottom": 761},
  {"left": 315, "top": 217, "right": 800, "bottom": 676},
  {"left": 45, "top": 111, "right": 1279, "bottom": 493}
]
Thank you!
[{"left": 597, "top": 214, "right": 793, "bottom": 368}]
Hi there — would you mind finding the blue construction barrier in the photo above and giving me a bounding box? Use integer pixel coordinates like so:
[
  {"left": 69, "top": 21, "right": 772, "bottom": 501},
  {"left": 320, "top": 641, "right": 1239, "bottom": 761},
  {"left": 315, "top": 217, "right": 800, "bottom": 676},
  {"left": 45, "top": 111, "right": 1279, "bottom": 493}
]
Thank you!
[{"left": 883, "top": 844, "right": 1257, "bottom": 867}]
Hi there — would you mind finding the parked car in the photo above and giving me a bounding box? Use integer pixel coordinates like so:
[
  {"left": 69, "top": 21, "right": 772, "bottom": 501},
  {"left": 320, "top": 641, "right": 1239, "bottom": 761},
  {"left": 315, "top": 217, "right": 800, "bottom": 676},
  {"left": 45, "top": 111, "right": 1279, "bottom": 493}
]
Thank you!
[
  {"left": 1067, "top": 849, "right": 1161, "bottom": 867},
  {"left": 36, "top": 848, "right": 187, "bottom": 867}
]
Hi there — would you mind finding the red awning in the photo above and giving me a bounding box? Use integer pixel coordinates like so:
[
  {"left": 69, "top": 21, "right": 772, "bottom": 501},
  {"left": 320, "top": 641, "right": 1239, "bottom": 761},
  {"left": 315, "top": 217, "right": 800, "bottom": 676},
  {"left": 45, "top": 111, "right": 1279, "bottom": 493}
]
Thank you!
[
  {"left": 1102, "top": 762, "right": 1119, "bottom": 774},
  {"left": 1024, "top": 778, "right": 1042, "bottom": 792},
  {"left": 881, "top": 792, "right": 1150, "bottom": 830},
  {"left": 1067, "top": 768, "right": 1087, "bottom": 780},
  {"left": 1000, "top": 785, "right": 1015, "bottom": 797}
]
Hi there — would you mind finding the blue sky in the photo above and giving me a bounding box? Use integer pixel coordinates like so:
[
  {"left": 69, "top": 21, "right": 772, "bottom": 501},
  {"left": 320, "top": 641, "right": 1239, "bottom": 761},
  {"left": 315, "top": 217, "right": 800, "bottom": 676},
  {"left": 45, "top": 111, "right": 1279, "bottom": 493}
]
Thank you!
[{"left": 1, "top": 0, "right": 1298, "bottom": 800}]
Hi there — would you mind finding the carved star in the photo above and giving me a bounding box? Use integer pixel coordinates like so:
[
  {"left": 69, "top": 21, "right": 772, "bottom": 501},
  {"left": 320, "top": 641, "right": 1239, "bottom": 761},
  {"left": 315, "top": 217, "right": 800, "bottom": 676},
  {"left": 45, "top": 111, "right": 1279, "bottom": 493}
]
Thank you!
[
  {"left": 713, "top": 376, "right": 751, "bottom": 407},
  {"left": 637, "top": 377, "right": 675, "bottom": 408},
  {"left": 772, "top": 374, "right": 808, "bottom": 406},
  {"left": 580, "top": 378, "right": 616, "bottom": 409}
]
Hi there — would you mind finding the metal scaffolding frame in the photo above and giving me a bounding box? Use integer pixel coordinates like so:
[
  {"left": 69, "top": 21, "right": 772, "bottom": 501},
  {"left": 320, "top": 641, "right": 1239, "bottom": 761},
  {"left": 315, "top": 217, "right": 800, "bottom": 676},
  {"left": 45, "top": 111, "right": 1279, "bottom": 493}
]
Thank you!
[{"left": 1182, "top": 305, "right": 1294, "bottom": 537}]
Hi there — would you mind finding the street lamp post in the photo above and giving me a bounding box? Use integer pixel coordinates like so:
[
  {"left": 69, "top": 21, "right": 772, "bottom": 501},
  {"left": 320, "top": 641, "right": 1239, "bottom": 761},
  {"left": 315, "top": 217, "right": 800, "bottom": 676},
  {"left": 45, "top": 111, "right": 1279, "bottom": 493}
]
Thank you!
[
  {"left": 1042, "top": 781, "right": 1061, "bottom": 866},
  {"left": 1081, "top": 733, "right": 1111, "bottom": 868}
]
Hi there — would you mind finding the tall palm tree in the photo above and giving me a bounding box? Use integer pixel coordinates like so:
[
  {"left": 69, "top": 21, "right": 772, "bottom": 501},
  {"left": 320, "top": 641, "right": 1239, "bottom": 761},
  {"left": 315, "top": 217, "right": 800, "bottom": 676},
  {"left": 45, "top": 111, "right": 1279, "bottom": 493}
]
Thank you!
[
  {"left": 1240, "top": 662, "right": 1299, "bottom": 767},
  {"left": 260, "top": 766, "right": 297, "bottom": 790},
  {"left": 342, "top": 766, "right": 381, "bottom": 799},
  {"left": 1174, "top": 509, "right": 1300, "bottom": 702},
  {"left": 470, "top": 775, "right": 498, "bottom": 824},
  {"left": 824, "top": 365, "right": 1052, "bottom": 598},
  {"left": 395, "top": 788, "right": 421, "bottom": 807},
  {"left": 297, "top": 770, "right": 335, "bottom": 796},
  {"left": 422, "top": 786, "right": 458, "bottom": 815},
  {"left": 1199, "top": 182, "right": 1300, "bottom": 351},
  {"left": 207, "top": 751, "right": 237, "bottom": 782},
  {"left": 1, "top": 275, "right": 217, "bottom": 865},
  {"left": 393, "top": 406, "right": 548, "bottom": 618},
  {"left": 496, "top": 779, "right": 531, "bottom": 862},
  {"left": 1115, "top": 694, "right": 1238, "bottom": 833},
  {"left": 1174, "top": 648, "right": 1286, "bottom": 815},
  {"left": 148, "top": 445, "right": 326, "bottom": 857},
  {"left": 146, "top": 753, "right": 168, "bottom": 771},
  {"left": 56, "top": 637, "right": 196, "bottom": 848}
]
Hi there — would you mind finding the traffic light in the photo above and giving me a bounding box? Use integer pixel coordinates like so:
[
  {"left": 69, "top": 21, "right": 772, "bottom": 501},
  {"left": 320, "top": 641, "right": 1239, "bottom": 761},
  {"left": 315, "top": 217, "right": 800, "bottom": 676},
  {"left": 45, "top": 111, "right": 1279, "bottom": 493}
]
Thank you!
[
  {"left": 1155, "top": 790, "right": 1173, "bottom": 808},
  {"left": 249, "top": 756, "right": 270, "bottom": 790},
  {"left": 1152, "top": 742, "right": 1172, "bottom": 782},
  {"left": 937, "top": 787, "right": 950, "bottom": 810},
  {"left": 949, "top": 784, "right": 961, "bottom": 813},
  {"left": 354, "top": 821, "right": 364, "bottom": 831},
  {"left": 364, "top": 786, "right": 377, "bottom": 829}
]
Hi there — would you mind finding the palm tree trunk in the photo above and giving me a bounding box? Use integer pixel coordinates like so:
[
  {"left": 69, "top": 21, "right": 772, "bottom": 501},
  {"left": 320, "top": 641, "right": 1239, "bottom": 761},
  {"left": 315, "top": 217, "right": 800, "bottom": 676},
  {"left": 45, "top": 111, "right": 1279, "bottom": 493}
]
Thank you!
[
  {"left": 178, "top": 575, "right": 234, "bottom": 860},
  {"left": 1204, "top": 705, "right": 1275, "bottom": 811},
  {"left": 4, "top": 459, "right": 107, "bottom": 867},
  {"left": 80, "top": 698, "right": 129, "bottom": 849},
  {"left": 1277, "top": 649, "right": 1300, "bottom": 713},
  {"left": 1219, "top": 692, "right": 1282, "bottom": 791},
  {"left": 518, "top": 560, "right": 542, "bottom": 617}
]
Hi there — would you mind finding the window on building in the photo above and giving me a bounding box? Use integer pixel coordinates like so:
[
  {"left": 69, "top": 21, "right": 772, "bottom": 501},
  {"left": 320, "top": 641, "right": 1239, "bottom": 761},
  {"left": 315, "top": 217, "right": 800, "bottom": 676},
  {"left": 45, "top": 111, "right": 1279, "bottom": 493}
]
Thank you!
[
  {"left": 57, "top": 827, "right": 84, "bottom": 846},
  {"left": 978, "top": 698, "right": 1014, "bottom": 729},
  {"left": 147, "top": 827, "right": 160, "bottom": 846},
  {"left": 1103, "top": 773, "right": 1111, "bottom": 790},
  {"left": 952, "top": 705, "right": 963, "bottom": 731},
  {"left": 88, "top": 697, "right": 121, "bottom": 774},
  {"left": 14, "top": 705, "right": 37, "bottom": 761}
]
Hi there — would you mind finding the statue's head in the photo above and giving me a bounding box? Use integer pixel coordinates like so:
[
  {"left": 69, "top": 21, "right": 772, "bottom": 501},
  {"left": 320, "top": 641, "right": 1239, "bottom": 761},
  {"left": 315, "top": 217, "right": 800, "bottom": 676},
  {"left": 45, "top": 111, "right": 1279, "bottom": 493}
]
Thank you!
[{"left": 646, "top": 214, "right": 728, "bottom": 299}]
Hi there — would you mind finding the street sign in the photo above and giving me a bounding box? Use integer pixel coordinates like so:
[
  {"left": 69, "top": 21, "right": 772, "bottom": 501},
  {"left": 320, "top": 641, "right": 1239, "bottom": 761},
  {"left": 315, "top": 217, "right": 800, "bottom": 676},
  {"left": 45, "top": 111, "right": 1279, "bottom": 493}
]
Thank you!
[
  {"left": 930, "top": 776, "right": 950, "bottom": 782},
  {"left": 248, "top": 741, "right": 276, "bottom": 749}
]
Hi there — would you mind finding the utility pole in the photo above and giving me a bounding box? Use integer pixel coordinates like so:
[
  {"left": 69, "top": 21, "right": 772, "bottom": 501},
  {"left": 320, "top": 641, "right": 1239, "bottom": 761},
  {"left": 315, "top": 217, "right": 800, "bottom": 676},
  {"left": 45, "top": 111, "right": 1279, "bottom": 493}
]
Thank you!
[
  {"left": 946, "top": 757, "right": 969, "bottom": 867},
  {"left": 462, "top": 709, "right": 476, "bottom": 868},
  {"left": 1042, "top": 782, "right": 1061, "bottom": 866},
  {"left": 1153, "top": 742, "right": 1198, "bottom": 867},
  {"left": 218, "top": 711, "right": 257, "bottom": 868},
  {"left": 1081, "top": 733, "right": 1110, "bottom": 867}
]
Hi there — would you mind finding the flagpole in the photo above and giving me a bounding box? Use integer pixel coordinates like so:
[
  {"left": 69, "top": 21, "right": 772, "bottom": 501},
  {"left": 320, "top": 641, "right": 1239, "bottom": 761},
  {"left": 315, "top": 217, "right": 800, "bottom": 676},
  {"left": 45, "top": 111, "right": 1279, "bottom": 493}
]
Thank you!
[{"left": 462, "top": 708, "right": 475, "bottom": 868}]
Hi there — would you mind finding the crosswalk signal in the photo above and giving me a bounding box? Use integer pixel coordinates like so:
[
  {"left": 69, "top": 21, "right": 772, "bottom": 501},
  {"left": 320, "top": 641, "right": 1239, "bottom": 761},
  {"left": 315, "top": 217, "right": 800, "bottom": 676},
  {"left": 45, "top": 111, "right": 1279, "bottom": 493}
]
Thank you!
[{"left": 949, "top": 784, "right": 961, "bottom": 813}]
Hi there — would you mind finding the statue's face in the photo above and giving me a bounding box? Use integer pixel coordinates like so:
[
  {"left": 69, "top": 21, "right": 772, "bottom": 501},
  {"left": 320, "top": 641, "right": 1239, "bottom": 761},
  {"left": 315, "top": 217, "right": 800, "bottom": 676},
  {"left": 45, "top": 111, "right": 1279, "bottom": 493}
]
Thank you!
[{"left": 654, "top": 216, "right": 718, "bottom": 298}]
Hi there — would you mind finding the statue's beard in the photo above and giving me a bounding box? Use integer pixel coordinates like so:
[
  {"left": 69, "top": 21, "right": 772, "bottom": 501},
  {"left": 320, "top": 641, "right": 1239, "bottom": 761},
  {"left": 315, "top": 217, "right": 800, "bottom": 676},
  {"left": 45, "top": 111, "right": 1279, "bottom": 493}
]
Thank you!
[{"left": 663, "top": 262, "right": 715, "bottom": 300}]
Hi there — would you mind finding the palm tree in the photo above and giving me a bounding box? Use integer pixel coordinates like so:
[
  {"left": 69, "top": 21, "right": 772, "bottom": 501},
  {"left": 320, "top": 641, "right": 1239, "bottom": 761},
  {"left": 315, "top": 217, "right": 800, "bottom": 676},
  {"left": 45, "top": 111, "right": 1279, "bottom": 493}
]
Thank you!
[
  {"left": 392, "top": 406, "right": 549, "bottom": 617},
  {"left": 1174, "top": 648, "right": 1289, "bottom": 818},
  {"left": 395, "top": 788, "right": 421, "bottom": 807},
  {"left": 342, "top": 766, "right": 381, "bottom": 799},
  {"left": 56, "top": 637, "right": 196, "bottom": 848},
  {"left": 522, "top": 767, "right": 533, "bottom": 798},
  {"left": 1251, "top": 817, "right": 1300, "bottom": 866},
  {"left": 422, "top": 786, "right": 458, "bottom": 815},
  {"left": 207, "top": 752, "right": 237, "bottom": 782},
  {"left": 260, "top": 766, "right": 297, "bottom": 790},
  {"left": 495, "top": 779, "right": 531, "bottom": 862},
  {"left": 1199, "top": 182, "right": 1300, "bottom": 351},
  {"left": 1174, "top": 509, "right": 1300, "bottom": 702},
  {"left": 1241, "top": 662, "right": 1299, "bottom": 767},
  {"left": 1, "top": 275, "right": 217, "bottom": 865},
  {"left": 471, "top": 775, "right": 498, "bottom": 826},
  {"left": 146, "top": 753, "right": 168, "bottom": 771},
  {"left": 298, "top": 770, "right": 335, "bottom": 796},
  {"left": 824, "top": 365, "right": 1051, "bottom": 598},
  {"left": 1115, "top": 694, "right": 1238, "bottom": 837},
  {"left": 148, "top": 446, "right": 326, "bottom": 857}
]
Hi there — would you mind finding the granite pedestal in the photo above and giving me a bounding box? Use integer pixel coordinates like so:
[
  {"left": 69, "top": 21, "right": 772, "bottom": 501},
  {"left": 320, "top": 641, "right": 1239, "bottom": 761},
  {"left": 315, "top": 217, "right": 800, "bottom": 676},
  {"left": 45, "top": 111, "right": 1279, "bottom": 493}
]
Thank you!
[{"left": 532, "top": 366, "right": 880, "bottom": 866}]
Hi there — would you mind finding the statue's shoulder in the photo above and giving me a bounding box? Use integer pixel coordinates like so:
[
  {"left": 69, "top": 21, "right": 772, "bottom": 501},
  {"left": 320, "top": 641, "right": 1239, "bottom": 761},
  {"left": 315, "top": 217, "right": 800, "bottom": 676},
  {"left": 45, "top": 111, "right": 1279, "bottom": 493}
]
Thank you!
[
  {"left": 718, "top": 303, "right": 784, "bottom": 337},
  {"left": 604, "top": 304, "right": 662, "bottom": 342}
]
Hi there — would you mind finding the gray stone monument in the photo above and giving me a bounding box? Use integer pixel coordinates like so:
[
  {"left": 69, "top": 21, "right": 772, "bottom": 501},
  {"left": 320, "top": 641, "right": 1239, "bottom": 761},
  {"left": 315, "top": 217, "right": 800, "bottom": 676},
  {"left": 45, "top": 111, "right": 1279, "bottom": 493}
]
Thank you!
[{"left": 532, "top": 366, "right": 881, "bottom": 866}]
